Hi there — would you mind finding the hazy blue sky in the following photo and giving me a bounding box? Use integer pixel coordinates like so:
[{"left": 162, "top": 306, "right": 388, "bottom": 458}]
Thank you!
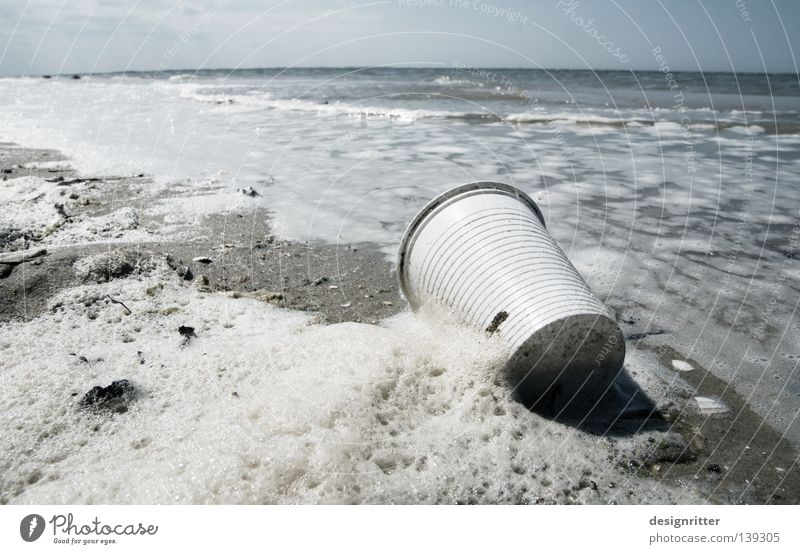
[{"left": 0, "top": 0, "right": 798, "bottom": 75}]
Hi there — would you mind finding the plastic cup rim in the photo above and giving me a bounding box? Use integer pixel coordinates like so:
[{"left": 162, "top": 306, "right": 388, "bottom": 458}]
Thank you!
[{"left": 396, "top": 181, "right": 546, "bottom": 308}]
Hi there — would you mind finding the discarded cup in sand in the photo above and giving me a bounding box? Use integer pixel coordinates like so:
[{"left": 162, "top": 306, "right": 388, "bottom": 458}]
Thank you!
[{"left": 398, "top": 182, "right": 625, "bottom": 412}]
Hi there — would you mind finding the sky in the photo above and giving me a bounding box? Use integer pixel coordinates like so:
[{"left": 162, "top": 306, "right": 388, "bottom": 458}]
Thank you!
[{"left": 0, "top": 0, "right": 798, "bottom": 76}]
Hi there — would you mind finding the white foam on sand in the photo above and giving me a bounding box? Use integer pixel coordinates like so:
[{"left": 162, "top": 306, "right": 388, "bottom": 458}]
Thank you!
[
  {"left": 0, "top": 262, "right": 705, "bottom": 504},
  {"left": 0, "top": 176, "right": 68, "bottom": 237},
  {"left": 0, "top": 175, "right": 154, "bottom": 247}
]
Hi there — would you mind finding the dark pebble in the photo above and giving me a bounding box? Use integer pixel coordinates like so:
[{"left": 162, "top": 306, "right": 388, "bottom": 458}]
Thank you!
[
  {"left": 178, "top": 325, "right": 196, "bottom": 338},
  {"left": 78, "top": 379, "right": 137, "bottom": 413}
]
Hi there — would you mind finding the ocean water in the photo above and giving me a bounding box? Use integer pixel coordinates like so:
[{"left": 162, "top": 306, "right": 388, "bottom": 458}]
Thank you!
[
  {"left": 1, "top": 68, "right": 799, "bottom": 502},
  {"left": 2, "top": 68, "right": 799, "bottom": 247}
]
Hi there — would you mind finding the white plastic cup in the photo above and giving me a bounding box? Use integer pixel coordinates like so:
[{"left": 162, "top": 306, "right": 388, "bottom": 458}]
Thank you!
[{"left": 398, "top": 182, "right": 625, "bottom": 411}]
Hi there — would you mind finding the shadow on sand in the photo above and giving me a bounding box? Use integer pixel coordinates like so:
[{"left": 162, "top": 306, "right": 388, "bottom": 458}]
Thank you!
[{"left": 513, "top": 367, "right": 669, "bottom": 437}]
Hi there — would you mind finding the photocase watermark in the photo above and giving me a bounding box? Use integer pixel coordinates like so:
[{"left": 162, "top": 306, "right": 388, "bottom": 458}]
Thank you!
[
  {"left": 752, "top": 214, "right": 800, "bottom": 342},
  {"left": 398, "top": 0, "right": 528, "bottom": 24},
  {"left": 151, "top": 0, "right": 231, "bottom": 79},
  {"left": 652, "top": 45, "right": 696, "bottom": 174},
  {"left": 555, "top": 0, "right": 630, "bottom": 64},
  {"left": 594, "top": 329, "right": 622, "bottom": 366},
  {"left": 303, "top": 126, "right": 371, "bottom": 171},
  {"left": 630, "top": 263, "right": 710, "bottom": 364},
  {"left": 451, "top": 60, "right": 574, "bottom": 162},
  {"left": 719, "top": 134, "right": 754, "bottom": 297},
  {"left": 735, "top": 0, "right": 753, "bottom": 23},
  {"left": 19, "top": 514, "right": 45, "bottom": 543},
  {"left": 451, "top": 62, "right": 535, "bottom": 103},
  {"left": 18, "top": 512, "right": 159, "bottom": 545},
  {"left": 400, "top": 0, "right": 635, "bottom": 61}
]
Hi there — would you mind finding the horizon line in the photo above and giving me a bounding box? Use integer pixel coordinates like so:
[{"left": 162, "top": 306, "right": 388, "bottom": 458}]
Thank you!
[{"left": 4, "top": 65, "right": 799, "bottom": 78}]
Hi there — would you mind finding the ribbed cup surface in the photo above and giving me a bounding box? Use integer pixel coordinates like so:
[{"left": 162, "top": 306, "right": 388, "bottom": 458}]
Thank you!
[{"left": 398, "top": 182, "right": 625, "bottom": 406}]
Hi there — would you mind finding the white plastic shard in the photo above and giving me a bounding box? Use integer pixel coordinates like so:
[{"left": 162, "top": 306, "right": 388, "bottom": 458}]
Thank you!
[
  {"left": 695, "top": 396, "right": 732, "bottom": 416},
  {"left": 671, "top": 359, "right": 694, "bottom": 372}
]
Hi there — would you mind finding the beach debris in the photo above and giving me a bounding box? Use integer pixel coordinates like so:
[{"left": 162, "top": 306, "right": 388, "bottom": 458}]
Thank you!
[
  {"left": 178, "top": 325, "right": 197, "bottom": 345},
  {"left": 55, "top": 177, "right": 101, "bottom": 186},
  {"left": 161, "top": 306, "right": 180, "bottom": 315},
  {"left": 576, "top": 478, "right": 598, "bottom": 491},
  {"left": 137, "top": 351, "right": 145, "bottom": 365},
  {"left": 165, "top": 254, "right": 193, "bottom": 281},
  {"left": 238, "top": 186, "right": 260, "bottom": 197},
  {"left": 313, "top": 277, "right": 328, "bottom": 286},
  {"left": 340, "top": 302, "right": 352, "bottom": 308},
  {"left": 196, "top": 274, "right": 211, "bottom": 291},
  {"left": 486, "top": 310, "right": 509, "bottom": 336},
  {"left": 382, "top": 301, "right": 393, "bottom": 307},
  {"left": 650, "top": 434, "right": 697, "bottom": 464},
  {"left": 106, "top": 294, "right": 132, "bottom": 315},
  {"left": 328, "top": 285, "right": 339, "bottom": 290},
  {"left": 145, "top": 283, "right": 163, "bottom": 296},
  {"left": 0, "top": 248, "right": 47, "bottom": 265},
  {"left": 192, "top": 256, "right": 212, "bottom": 264},
  {"left": 671, "top": 359, "right": 694, "bottom": 372},
  {"left": 707, "top": 464, "right": 722, "bottom": 473},
  {"left": 0, "top": 248, "right": 48, "bottom": 278},
  {"left": 78, "top": 379, "right": 137, "bottom": 414},
  {"left": 230, "top": 290, "right": 283, "bottom": 304},
  {"left": 695, "top": 396, "right": 732, "bottom": 416},
  {"left": 626, "top": 329, "right": 665, "bottom": 340},
  {"left": 259, "top": 291, "right": 284, "bottom": 302}
]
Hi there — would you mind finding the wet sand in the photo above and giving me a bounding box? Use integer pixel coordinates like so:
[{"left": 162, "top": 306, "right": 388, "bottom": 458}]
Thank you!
[
  {"left": 0, "top": 143, "right": 401, "bottom": 324},
  {"left": 1, "top": 143, "right": 797, "bottom": 504}
]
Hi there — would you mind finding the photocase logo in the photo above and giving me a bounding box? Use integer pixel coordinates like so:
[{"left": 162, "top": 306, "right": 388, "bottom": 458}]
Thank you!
[{"left": 20, "top": 514, "right": 45, "bottom": 542}]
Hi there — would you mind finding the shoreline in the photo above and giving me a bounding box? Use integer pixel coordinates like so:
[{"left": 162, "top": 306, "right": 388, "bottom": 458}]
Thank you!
[
  {"left": 0, "top": 143, "right": 402, "bottom": 325},
  {"left": 1, "top": 142, "right": 798, "bottom": 504}
]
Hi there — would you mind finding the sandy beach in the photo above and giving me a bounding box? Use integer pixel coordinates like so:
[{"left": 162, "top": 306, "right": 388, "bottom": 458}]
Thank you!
[{"left": 1, "top": 142, "right": 797, "bottom": 505}]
